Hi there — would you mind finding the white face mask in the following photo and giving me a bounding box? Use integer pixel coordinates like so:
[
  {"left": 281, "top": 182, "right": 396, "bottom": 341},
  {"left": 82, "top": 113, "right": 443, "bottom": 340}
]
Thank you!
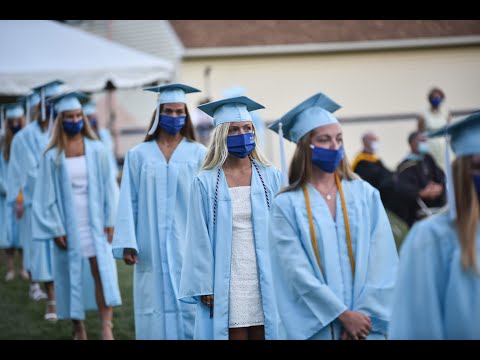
[
  {"left": 418, "top": 141, "right": 429, "bottom": 154},
  {"left": 370, "top": 141, "right": 380, "bottom": 153}
]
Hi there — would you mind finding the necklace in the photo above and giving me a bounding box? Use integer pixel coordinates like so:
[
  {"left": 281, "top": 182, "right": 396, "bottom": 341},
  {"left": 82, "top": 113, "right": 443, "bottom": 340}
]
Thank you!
[{"left": 316, "top": 181, "right": 337, "bottom": 201}]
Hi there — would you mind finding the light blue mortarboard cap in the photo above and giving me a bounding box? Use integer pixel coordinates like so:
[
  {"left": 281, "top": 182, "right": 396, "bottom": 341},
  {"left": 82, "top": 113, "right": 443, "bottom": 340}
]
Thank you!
[
  {"left": 198, "top": 96, "right": 265, "bottom": 127},
  {"left": 45, "top": 92, "right": 88, "bottom": 138},
  {"left": 5, "top": 103, "right": 25, "bottom": 118},
  {"left": 31, "top": 80, "right": 64, "bottom": 121},
  {"left": 83, "top": 103, "right": 96, "bottom": 116},
  {"left": 17, "top": 92, "right": 41, "bottom": 122},
  {"left": 143, "top": 83, "right": 201, "bottom": 135},
  {"left": 268, "top": 92, "right": 341, "bottom": 186},
  {"left": 51, "top": 91, "right": 89, "bottom": 113},
  {"left": 428, "top": 111, "right": 480, "bottom": 157},
  {"left": 269, "top": 92, "right": 341, "bottom": 144},
  {"left": 428, "top": 112, "right": 480, "bottom": 221}
]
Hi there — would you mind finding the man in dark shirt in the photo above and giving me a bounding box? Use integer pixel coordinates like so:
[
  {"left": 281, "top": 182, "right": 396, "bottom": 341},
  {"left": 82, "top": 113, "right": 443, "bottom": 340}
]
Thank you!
[{"left": 396, "top": 130, "right": 446, "bottom": 226}]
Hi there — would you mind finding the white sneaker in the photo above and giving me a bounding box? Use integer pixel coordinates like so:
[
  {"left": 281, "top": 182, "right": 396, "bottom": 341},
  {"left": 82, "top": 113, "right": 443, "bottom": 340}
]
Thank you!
[
  {"left": 29, "top": 284, "right": 48, "bottom": 300},
  {"left": 5, "top": 271, "right": 15, "bottom": 281}
]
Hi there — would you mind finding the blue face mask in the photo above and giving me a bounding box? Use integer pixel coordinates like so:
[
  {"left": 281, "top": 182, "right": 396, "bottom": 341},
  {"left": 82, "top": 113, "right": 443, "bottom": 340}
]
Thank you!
[
  {"left": 311, "top": 145, "right": 344, "bottom": 173},
  {"left": 227, "top": 132, "right": 256, "bottom": 159},
  {"left": 159, "top": 114, "right": 186, "bottom": 135},
  {"left": 63, "top": 119, "right": 84, "bottom": 136},
  {"left": 473, "top": 175, "right": 480, "bottom": 200},
  {"left": 430, "top": 96, "right": 442, "bottom": 107},
  {"left": 9, "top": 124, "right": 22, "bottom": 134},
  {"left": 88, "top": 116, "right": 98, "bottom": 129},
  {"left": 418, "top": 141, "right": 429, "bottom": 154}
]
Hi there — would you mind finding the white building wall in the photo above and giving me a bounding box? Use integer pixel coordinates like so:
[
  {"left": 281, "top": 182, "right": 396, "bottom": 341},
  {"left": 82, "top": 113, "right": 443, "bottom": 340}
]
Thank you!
[{"left": 179, "top": 46, "right": 480, "bottom": 170}]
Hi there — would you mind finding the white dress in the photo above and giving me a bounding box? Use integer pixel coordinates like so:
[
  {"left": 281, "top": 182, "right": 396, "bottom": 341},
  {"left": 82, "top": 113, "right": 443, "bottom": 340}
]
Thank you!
[
  {"left": 65, "top": 155, "right": 96, "bottom": 258},
  {"left": 228, "top": 186, "right": 264, "bottom": 328}
]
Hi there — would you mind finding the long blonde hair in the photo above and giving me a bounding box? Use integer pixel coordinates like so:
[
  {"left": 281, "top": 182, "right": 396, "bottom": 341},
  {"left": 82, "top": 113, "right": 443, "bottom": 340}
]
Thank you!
[
  {"left": 200, "top": 122, "right": 270, "bottom": 171},
  {"left": 453, "top": 155, "right": 479, "bottom": 272},
  {"left": 2, "top": 116, "right": 26, "bottom": 161},
  {"left": 282, "top": 131, "right": 357, "bottom": 193},
  {"left": 143, "top": 104, "right": 196, "bottom": 142},
  {"left": 44, "top": 111, "right": 98, "bottom": 157}
]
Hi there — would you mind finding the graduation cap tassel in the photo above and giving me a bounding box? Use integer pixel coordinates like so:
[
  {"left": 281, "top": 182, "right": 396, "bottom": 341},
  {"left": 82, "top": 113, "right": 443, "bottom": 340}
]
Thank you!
[
  {"left": 148, "top": 93, "right": 161, "bottom": 136},
  {"left": 444, "top": 132, "right": 457, "bottom": 221},
  {"left": 0, "top": 107, "right": 4, "bottom": 136},
  {"left": 40, "top": 88, "right": 46, "bottom": 121},
  {"left": 26, "top": 98, "right": 31, "bottom": 123},
  {"left": 47, "top": 104, "right": 54, "bottom": 137},
  {"left": 278, "top": 122, "right": 289, "bottom": 187}
]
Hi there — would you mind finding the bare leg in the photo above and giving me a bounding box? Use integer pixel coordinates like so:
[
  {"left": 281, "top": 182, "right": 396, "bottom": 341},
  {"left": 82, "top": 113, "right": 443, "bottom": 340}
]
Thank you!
[
  {"left": 229, "top": 327, "right": 249, "bottom": 340},
  {"left": 72, "top": 319, "right": 87, "bottom": 340},
  {"left": 44, "top": 281, "right": 55, "bottom": 317},
  {"left": 89, "top": 257, "right": 114, "bottom": 340},
  {"left": 18, "top": 250, "right": 28, "bottom": 280},
  {"left": 248, "top": 325, "right": 265, "bottom": 340}
]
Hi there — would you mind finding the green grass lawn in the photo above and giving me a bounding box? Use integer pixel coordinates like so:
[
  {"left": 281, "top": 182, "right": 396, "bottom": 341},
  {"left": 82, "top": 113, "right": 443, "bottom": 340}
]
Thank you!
[{"left": 0, "top": 253, "right": 135, "bottom": 340}]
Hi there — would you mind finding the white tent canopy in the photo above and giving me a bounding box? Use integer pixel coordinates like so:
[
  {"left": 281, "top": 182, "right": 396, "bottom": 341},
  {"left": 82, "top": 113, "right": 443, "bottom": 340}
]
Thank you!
[{"left": 0, "top": 20, "right": 174, "bottom": 95}]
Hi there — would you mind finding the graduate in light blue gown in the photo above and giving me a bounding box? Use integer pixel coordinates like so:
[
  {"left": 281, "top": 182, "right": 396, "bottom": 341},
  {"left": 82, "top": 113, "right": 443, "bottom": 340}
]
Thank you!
[
  {"left": 267, "top": 93, "right": 399, "bottom": 340},
  {"left": 179, "top": 96, "right": 282, "bottom": 340},
  {"left": 112, "top": 83, "right": 207, "bottom": 340},
  {"left": 389, "top": 112, "right": 480, "bottom": 339},
  {"left": 0, "top": 104, "right": 27, "bottom": 281},
  {"left": 32, "top": 91, "right": 121, "bottom": 340},
  {"left": 83, "top": 102, "right": 119, "bottom": 180},
  {"left": 8, "top": 82, "right": 62, "bottom": 310}
]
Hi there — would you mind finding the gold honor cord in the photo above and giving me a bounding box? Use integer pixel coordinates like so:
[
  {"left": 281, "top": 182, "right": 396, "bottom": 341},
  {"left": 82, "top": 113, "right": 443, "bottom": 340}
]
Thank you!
[
  {"left": 303, "top": 172, "right": 355, "bottom": 278},
  {"left": 302, "top": 172, "right": 355, "bottom": 339}
]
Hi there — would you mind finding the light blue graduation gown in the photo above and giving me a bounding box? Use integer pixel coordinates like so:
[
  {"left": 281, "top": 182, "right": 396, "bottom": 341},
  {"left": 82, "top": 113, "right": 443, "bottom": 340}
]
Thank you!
[
  {"left": 32, "top": 137, "right": 121, "bottom": 320},
  {"left": 268, "top": 180, "right": 399, "bottom": 340},
  {"left": 112, "top": 138, "right": 207, "bottom": 340},
  {"left": 0, "top": 152, "right": 21, "bottom": 250},
  {"left": 98, "top": 128, "right": 119, "bottom": 179},
  {"left": 178, "top": 163, "right": 282, "bottom": 340},
  {"left": 6, "top": 122, "right": 53, "bottom": 280},
  {"left": 389, "top": 211, "right": 480, "bottom": 339}
]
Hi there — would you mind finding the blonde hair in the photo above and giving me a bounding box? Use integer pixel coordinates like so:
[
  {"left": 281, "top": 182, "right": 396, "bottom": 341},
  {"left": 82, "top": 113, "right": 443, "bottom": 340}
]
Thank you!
[
  {"left": 282, "top": 131, "right": 358, "bottom": 193},
  {"left": 44, "top": 111, "right": 98, "bottom": 157},
  {"left": 143, "top": 104, "right": 196, "bottom": 142},
  {"left": 200, "top": 122, "right": 270, "bottom": 171},
  {"left": 453, "top": 155, "right": 479, "bottom": 272},
  {"left": 2, "top": 116, "right": 26, "bottom": 161}
]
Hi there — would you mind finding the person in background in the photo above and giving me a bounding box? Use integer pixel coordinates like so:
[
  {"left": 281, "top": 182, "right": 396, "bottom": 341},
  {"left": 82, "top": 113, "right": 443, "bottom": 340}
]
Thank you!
[
  {"left": 112, "top": 83, "right": 207, "bottom": 340},
  {"left": 267, "top": 92, "right": 399, "bottom": 340},
  {"left": 396, "top": 131, "right": 446, "bottom": 227},
  {"left": 352, "top": 131, "right": 411, "bottom": 249},
  {"left": 8, "top": 82, "right": 63, "bottom": 316},
  {"left": 179, "top": 96, "right": 282, "bottom": 340},
  {"left": 417, "top": 87, "right": 452, "bottom": 171},
  {"left": 191, "top": 97, "right": 214, "bottom": 146},
  {"left": 32, "top": 92, "right": 121, "bottom": 340},
  {"left": 389, "top": 112, "right": 480, "bottom": 339},
  {"left": 0, "top": 104, "right": 27, "bottom": 281},
  {"left": 83, "top": 102, "right": 119, "bottom": 180}
]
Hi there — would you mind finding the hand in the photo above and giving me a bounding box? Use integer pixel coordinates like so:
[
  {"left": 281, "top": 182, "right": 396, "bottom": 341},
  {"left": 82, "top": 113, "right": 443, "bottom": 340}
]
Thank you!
[
  {"left": 123, "top": 248, "right": 138, "bottom": 266},
  {"left": 14, "top": 201, "right": 24, "bottom": 219},
  {"left": 201, "top": 294, "right": 214, "bottom": 308},
  {"left": 419, "top": 185, "right": 435, "bottom": 200},
  {"left": 338, "top": 310, "right": 371, "bottom": 340},
  {"left": 54, "top": 236, "right": 68, "bottom": 250},
  {"left": 104, "top": 227, "right": 114, "bottom": 244}
]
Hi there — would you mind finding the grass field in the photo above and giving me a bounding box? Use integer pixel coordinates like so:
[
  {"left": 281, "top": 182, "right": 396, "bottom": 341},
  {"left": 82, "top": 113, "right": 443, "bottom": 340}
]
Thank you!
[{"left": 0, "top": 253, "right": 135, "bottom": 340}]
